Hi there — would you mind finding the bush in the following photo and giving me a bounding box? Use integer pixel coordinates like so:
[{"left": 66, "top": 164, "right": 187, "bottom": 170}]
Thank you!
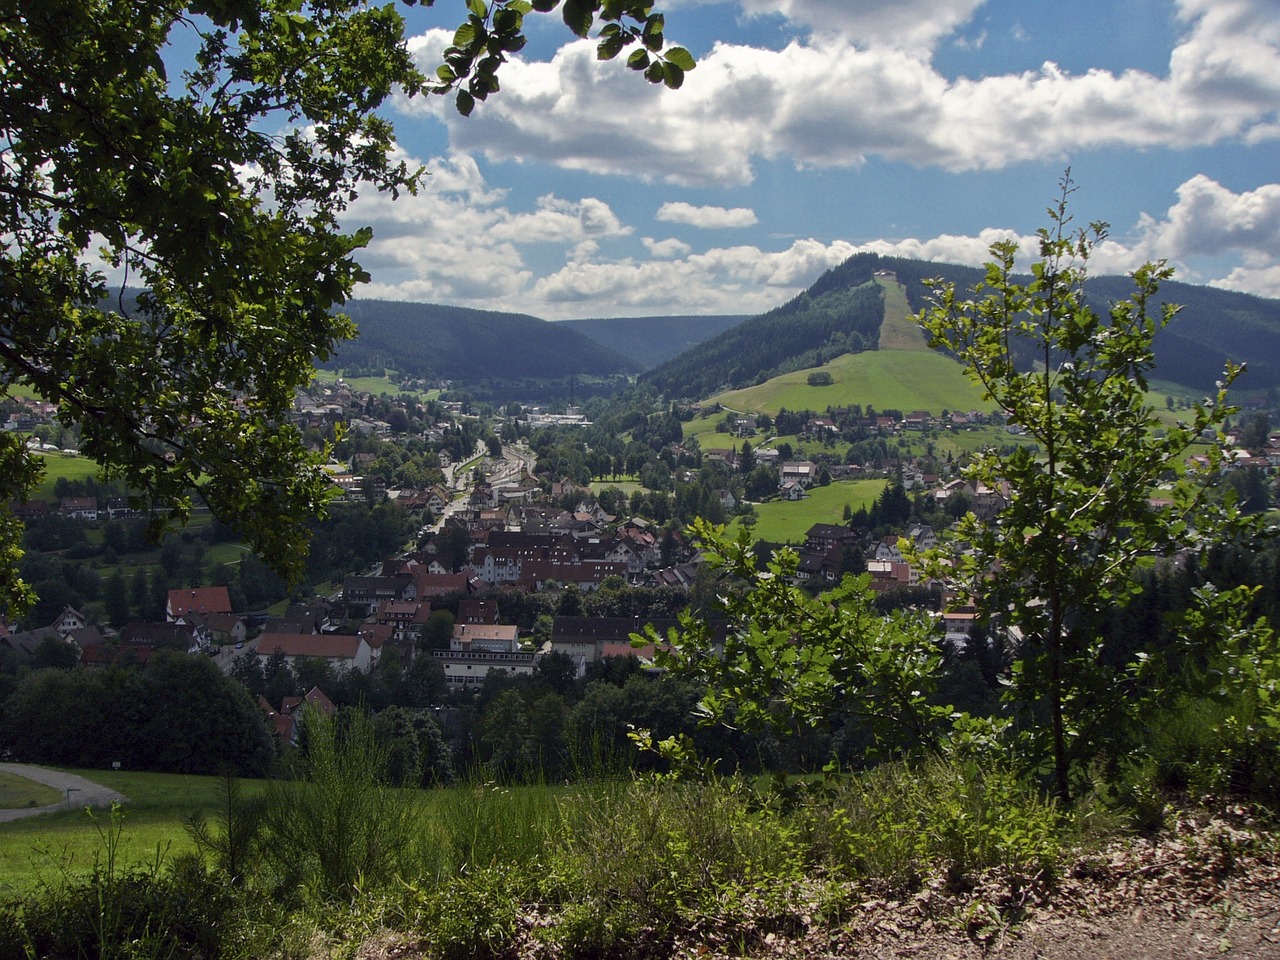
[
  {"left": 0, "top": 808, "right": 277, "bottom": 960},
  {"left": 797, "top": 757, "right": 1065, "bottom": 888},
  {"left": 259, "top": 709, "right": 421, "bottom": 903}
]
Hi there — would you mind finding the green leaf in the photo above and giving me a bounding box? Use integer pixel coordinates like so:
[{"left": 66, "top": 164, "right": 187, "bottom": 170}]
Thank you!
[
  {"left": 561, "top": 0, "right": 594, "bottom": 37},
  {"left": 452, "top": 22, "right": 477, "bottom": 47},
  {"left": 530, "top": 0, "right": 559, "bottom": 10},
  {"left": 597, "top": 33, "right": 626, "bottom": 60},
  {"left": 664, "top": 46, "right": 695, "bottom": 71},
  {"left": 456, "top": 88, "right": 475, "bottom": 115},
  {"left": 626, "top": 47, "right": 649, "bottom": 70},
  {"left": 467, "top": 0, "right": 488, "bottom": 18},
  {"left": 661, "top": 61, "right": 684, "bottom": 89}
]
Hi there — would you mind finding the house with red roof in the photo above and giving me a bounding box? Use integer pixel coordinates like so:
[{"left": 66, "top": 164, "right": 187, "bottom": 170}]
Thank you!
[
  {"left": 166, "top": 586, "right": 232, "bottom": 622},
  {"left": 255, "top": 632, "right": 374, "bottom": 672}
]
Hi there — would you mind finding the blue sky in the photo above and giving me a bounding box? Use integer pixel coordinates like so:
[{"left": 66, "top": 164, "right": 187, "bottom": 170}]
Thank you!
[{"left": 338, "top": 0, "right": 1280, "bottom": 319}]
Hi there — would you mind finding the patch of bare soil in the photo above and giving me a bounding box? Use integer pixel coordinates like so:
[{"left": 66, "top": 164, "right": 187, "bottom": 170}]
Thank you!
[{"left": 349, "top": 807, "right": 1280, "bottom": 960}]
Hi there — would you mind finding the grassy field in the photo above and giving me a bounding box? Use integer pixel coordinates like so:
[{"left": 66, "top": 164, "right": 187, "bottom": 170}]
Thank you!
[
  {"left": 0, "top": 773, "right": 63, "bottom": 810},
  {"left": 713, "top": 350, "right": 992, "bottom": 418},
  {"left": 0, "top": 767, "right": 579, "bottom": 899},
  {"left": 589, "top": 479, "right": 645, "bottom": 495},
  {"left": 732, "top": 478, "right": 886, "bottom": 544},
  {"left": 682, "top": 414, "right": 736, "bottom": 451},
  {"left": 0, "top": 769, "right": 270, "bottom": 896},
  {"left": 311, "top": 368, "right": 439, "bottom": 400},
  {"left": 31, "top": 450, "right": 102, "bottom": 498},
  {"left": 875, "top": 278, "right": 929, "bottom": 352}
]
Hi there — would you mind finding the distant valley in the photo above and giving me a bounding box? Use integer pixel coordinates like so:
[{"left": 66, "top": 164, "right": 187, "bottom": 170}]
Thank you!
[{"left": 328, "top": 253, "right": 1280, "bottom": 404}]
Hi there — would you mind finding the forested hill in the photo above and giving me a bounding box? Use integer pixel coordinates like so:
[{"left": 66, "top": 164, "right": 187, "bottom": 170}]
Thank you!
[
  {"left": 329, "top": 300, "right": 638, "bottom": 380},
  {"left": 1088, "top": 275, "right": 1280, "bottom": 393},
  {"left": 560, "top": 314, "right": 749, "bottom": 370},
  {"left": 641, "top": 252, "right": 1280, "bottom": 399},
  {"left": 640, "top": 256, "right": 888, "bottom": 399}
]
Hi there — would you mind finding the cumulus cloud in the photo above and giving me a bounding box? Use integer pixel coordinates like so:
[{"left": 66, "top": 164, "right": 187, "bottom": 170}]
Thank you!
[
  {"left": 344, "top": 151, "right": 630, "bottom": 308},
  {"left": 530, "top": 236, "right": 859, "bottom": 314},
  {"left": 1129, "top": 176, "right": 1280, "bottom": 261},
  {"left": 347, "top": 148, "right": 1280, "bottom": 318},
  {"left": 738, "top": 0, "right": 988, "bottom": 53},
  {"left": 656, "top": 202, "right": 758, "bottom": 228},
  {"left": 400, "top": 1, "right": 1280, "bottom": 185},
  {"left": 1213, "top": 264, "right": 1280, "bottom": 298},
  {"left": 643, "top": 237, "right": 694, "bottom": 258}
]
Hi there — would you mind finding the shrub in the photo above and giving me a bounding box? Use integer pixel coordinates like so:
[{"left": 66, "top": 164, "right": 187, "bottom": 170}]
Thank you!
[
  {"left": 797, "top": 757, "right": 1064, "bottom": 888},
  {"left": 259, "top": 709, "right": 421, "bottom": 903}
]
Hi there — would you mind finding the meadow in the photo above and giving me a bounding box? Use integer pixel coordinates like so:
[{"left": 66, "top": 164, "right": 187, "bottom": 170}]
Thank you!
[
  {"left": 311, "top": 368, "right": 439, "bottom": 400},
  {"left": 0, "top": 747, "right": 1084, "bottom": 960},
  {"left": 0, "top": 769, "right": 264, "bottom": 897},
  {"left": 733, "top": 478, "right": 887, "bottom": 544},
  {"left": 713, "top": 350, "right": 992, "bottom": 418},
  {"left": 31, "top": 450, "right": 103, "bottom": 499}
]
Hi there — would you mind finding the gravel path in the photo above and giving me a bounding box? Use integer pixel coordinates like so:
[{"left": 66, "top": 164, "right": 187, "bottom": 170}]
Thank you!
[{"left": 0, "top": 763, "right": 127, "bottom": 822}]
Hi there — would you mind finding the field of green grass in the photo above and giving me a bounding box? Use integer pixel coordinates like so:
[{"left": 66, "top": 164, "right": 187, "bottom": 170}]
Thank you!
[
  {"left": 31, "top": 450, "right": 102, "bottom": 498},
  {"left": 589, "top": 479, "right": 645, "bottom": 495},
  {"left": 875, "top": 278, "right": 929, "bottom": 352},
  {"left": 0, "top": 766, "right": 578, "bottom": 899},
  {"left": 0, "top": 773, "right": 62, "bottom": 810},
  {"left": 0, "top": 769, "right": 269, "bottom": 896},
  {"left": 732, "top": 478, "right": 886, "bottom": 544},
  {"left": 311, "top": 368, "right": 439, "bottom": 400},
  {"left": 713, "top": 349, "right": 993, "bottom": 418}
]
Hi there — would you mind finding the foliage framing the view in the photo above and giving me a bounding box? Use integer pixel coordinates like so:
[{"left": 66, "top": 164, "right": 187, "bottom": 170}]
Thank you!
[
  {"left": 643, "top": 518, "right": 958, "bottom": 758},
  {"left": 0, "top": 0, "right": 686, "bottom": 615},
  {"left": 918, "top": 175, "right": 1257, "bottom": 800}
]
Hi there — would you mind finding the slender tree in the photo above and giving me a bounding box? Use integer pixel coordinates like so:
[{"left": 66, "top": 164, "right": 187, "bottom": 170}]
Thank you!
[{"left": 919, "top": 175, "right": 1252, "bottom": 799}]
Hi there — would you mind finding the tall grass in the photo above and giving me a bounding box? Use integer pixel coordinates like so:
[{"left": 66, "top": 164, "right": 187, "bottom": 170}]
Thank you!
[{"left": 0, "top": 752, "right": 1090, "bottom": 959}]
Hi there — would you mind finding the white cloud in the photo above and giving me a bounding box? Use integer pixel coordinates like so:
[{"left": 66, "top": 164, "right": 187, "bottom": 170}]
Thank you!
[
  {"left": 344, "top": 147, "right": 1280, "bottom": 318},
  {"left": 1129, "top": 176, "right": 1280, "bottom": 261},
  {"left": 656, "top": 201, "right": 758, "bottom": 228},
  {"left": 529, "top": 236, "right": 859, "bottom": 315},
  {"left": 643, "top": 236, "right": 694, "bottom": 257},
  {"left": 854, "top": 229, "right": 1041, "bottom": 269},
  {"left": 401, "top": 2, "right": 1280, "bottom": 185},
  {"left": 737, "top": 0, "right": 988, "bottom": 53},
  {"left": 1213, "top": 264, "right": 1280, "bottom": 298}
]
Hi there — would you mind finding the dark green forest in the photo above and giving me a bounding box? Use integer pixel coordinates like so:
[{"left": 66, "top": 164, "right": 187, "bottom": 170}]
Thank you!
[
  {"left": 641, "top": 277, "right": 886, "bottom": 399},
  {"left": 330, "top": 300, "right": 637, "bottom": 381}
]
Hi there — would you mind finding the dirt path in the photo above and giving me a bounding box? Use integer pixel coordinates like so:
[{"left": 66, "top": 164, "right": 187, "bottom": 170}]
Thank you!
[{"left": 0, "top": 763, "right": 127, "bottom": 822}]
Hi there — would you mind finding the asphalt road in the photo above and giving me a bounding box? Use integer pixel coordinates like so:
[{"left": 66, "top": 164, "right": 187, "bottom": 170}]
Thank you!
[{"left": 0, "top": 763, "right": 128, "bottom": 823}]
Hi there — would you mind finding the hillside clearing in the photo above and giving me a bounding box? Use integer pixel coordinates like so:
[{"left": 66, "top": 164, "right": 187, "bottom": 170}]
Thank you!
[
  {"left": 733, "top": 479, "right": 886, "bottom": 544},
  {"left": 713, "top": 349, "right": 992, "bottom": 417}
]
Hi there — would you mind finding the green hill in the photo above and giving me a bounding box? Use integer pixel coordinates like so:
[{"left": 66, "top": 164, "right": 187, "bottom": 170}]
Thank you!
[
  {"left": 644, "top": 252, "right": 1280, "bottom": 402},
  {"left": 713, "top": 349, "right": 992, "bottom": 416},
  {"left": 642, "top": 268, "right": 886, "bottom": 399},
  {"left": 331, "top": 300, "right": 637, "bottom": 381}
]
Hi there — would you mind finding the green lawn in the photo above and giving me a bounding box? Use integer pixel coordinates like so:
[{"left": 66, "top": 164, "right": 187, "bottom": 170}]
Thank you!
[
  {"left": 0, "top": 769, "right": 268, "bottom": 896},
  {"left": 0, "top": 772, "right": 63, "bottom": 810},
  {"left": 206, "top": 542, "right": 251, "bottom": 566},
  {"left": 311, "top": 367, "right": 439, "bottom": 400},
  {"left": 31, "top": 450, "right": 102, "bottom": 498},
  {"left": 589, "top": 480, "right": 645, "bottom": 495},
  {"left": 732, "top": 478, "right": 887, "bottom": 544},
  {"left": 0, "top": 767, "right": 572, "bottom": 899},
  {"left": 714, "top": 349, "right": 992, "bottom": 418},
  {"left": 875, "top": 278, "right": 930, "bottom": 352}
]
